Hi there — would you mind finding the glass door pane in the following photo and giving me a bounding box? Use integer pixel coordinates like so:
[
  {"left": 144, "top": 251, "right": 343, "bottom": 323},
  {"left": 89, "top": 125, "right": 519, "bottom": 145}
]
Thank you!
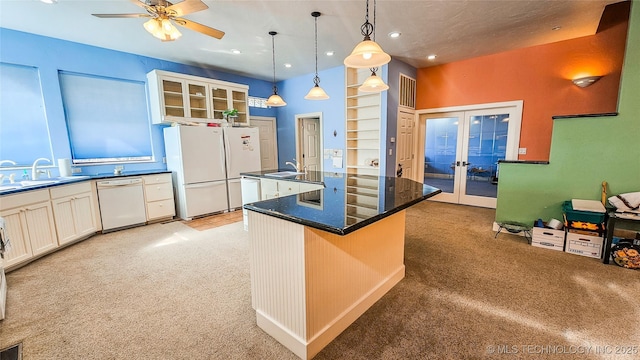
[
  {"left": 423, "top": 116, "right": 459, "bottom": 194},
  {"left": 460, "top": 111, "right": 509, "bottom": 207}
]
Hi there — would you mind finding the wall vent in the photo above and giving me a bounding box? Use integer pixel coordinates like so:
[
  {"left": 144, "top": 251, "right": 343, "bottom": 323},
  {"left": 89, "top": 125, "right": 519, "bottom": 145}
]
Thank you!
[{"left": 399, "top": 74, "right": 416, "bottom": 109}]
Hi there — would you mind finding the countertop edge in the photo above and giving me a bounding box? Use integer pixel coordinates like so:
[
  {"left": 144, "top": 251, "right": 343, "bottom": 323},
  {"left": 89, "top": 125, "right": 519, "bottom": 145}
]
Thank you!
[
  {"left": 241, "top": 170, "right": 325, "bottom": 185},
  {"left": 245, "top": 188, "right": 441, "bottom": 236},
  {"left": 498, "top": 160, "right": 550, "bottom": 165},
  {"left": 0, "top": 170, "right": 171, "bottom": 196}
]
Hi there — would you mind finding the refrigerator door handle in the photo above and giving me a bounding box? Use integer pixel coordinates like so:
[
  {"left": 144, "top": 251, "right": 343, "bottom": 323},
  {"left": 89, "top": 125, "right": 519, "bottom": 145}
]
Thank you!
[
  {"left": 224, "top": 129, "right": 232, "bottom": 177},
  {"left": 185, "top": 182, "right": 222, "bottom": 189}
]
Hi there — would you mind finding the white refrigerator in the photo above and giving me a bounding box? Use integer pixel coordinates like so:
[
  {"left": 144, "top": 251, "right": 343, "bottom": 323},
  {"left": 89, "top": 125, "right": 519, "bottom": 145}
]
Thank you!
[
  {"left": 223, "top": 127, "right": 261, "bottom": 210},
  {"left": 164, "top": 126, "right": 261, "bottom": 220}
]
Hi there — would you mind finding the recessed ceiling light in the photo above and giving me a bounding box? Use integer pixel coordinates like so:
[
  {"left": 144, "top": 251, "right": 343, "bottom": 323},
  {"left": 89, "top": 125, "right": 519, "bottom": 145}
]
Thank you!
[
  {"left": 40, "top": 0, "right": 57, "bottom": 3},
  {"left": 427, "top": 54, "right": 437, "bottom": 61},
  {"left": 231, "top": 49, "right": 241, "bottom": 54},
  {"left": 552, "top": 26, "right": 562, "bottom": 31},
  {"left": 388, "top": 31, "right": 401, "bottom": 38},
  {"left": 325, "top": 51, "right": 334, "bottom": 56},
  {"left": 284, "top": 63, "right": 292, "bottom": 68}
]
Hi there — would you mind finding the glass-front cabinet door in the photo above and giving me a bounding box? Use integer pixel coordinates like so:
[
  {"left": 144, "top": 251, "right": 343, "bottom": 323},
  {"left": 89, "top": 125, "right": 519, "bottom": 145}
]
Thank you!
[
  {"left": 187, "top": 82, "right": 209, "bottom": 119},
  {"left": 161, "top": 78, "right": 185, "bottom": 118}
]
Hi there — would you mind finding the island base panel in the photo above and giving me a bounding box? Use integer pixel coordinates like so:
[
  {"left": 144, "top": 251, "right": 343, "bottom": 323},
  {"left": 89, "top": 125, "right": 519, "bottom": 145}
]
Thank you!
[{"left": 249, "top": 211, "right": 406, "bottom": 359}]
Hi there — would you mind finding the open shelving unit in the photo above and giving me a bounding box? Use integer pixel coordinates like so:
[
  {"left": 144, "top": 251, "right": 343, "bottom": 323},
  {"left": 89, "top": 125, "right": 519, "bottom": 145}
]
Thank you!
[{"left": 345, "top": 67, "right": 383, "bottom": 226}]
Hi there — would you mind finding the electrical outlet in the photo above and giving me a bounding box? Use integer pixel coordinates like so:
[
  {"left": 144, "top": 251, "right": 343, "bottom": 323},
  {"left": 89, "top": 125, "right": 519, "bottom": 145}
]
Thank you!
[
  {"left": 518, "top": 148, "right": 527, "bottom": 155},
  {"left": 389, "top": 149, "right": 393, "bottom": 156},
  {"left": 162, "top": 156, "right": 167, "bottom": 163},
  {"left": 72, "top": 167, "right": 81, "bottom": 173}
]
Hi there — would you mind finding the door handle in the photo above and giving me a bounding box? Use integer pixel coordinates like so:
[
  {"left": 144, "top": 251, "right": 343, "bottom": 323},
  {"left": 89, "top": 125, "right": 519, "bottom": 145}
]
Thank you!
[
  {"left": 456, "top": 161, "right": 461, "bottom": 166},
  {"left": 462, "top": 161, "right": 470, "bottom": 166}
]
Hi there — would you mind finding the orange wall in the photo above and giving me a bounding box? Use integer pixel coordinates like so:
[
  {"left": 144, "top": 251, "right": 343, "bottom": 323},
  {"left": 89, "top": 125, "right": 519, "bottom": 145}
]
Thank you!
[{"left": 416, "top": 21, "right": 628, "bottom": 161}]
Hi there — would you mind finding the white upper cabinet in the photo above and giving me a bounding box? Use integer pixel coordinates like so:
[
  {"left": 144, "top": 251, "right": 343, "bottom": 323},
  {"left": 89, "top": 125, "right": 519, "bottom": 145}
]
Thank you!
[{"left": 147, "top": 69, "right": 249, "bottom": 126}]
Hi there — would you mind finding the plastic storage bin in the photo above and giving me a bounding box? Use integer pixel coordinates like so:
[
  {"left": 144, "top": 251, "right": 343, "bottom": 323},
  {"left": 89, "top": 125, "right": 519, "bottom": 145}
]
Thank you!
[{"left": 562, "top": 201, "right": 606, "bottom": 224}]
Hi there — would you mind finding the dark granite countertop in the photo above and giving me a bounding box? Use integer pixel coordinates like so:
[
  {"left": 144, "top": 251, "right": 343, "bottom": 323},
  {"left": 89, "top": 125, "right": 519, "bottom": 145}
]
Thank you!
[
  {"left": 0, "top": 170, "right": 171, "bottom": 196},
  {"left": 244, "top": 172, "right": 441, "bottom": 235}
]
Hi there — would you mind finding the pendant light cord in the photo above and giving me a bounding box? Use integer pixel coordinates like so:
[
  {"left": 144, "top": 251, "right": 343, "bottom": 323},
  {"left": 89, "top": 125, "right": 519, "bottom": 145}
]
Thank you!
[
  {"left": 360, "top": 0, "right": 374, "bottom": 39},
  {"left": 313, "top": 13, "right": 320, "bottom": 86},
  {"left": 270, "top": 32, "right": 278, "bottom": 95},
  {"left": 369, "top": 0, "right": 377, "bottom": 74}
]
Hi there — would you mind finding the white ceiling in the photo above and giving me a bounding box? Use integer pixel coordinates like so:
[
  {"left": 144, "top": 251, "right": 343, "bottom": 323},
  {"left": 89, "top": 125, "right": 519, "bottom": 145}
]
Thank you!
[{"left": 0, "top": 0, "right": 619, "bottom": 82}]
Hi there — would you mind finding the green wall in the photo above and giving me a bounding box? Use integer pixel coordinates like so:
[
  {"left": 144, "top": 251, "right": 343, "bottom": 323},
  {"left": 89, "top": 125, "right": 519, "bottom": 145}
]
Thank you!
[{"left": 496, "top": 0, "right": 640, "bottom": 224}]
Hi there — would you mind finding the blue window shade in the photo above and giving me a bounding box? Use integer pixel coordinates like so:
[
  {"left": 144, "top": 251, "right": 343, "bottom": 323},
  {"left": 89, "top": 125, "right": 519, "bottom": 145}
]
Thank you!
[
  {"left": 0, "top": 63, "right": 52, "bottom": 166},
  {"left": 59, "top": 72, "right": 152, "bottom": 163}
]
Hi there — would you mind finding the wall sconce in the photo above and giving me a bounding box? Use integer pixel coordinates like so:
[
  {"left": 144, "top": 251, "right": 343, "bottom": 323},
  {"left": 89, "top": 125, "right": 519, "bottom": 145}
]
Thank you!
[{"left": 572, "top": 76, "right": 602, "bottom": 88}]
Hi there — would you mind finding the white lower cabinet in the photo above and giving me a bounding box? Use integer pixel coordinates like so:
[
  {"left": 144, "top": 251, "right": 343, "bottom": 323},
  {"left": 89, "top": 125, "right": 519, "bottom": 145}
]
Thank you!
[
  {"left": 260, "top": 178, "right": 323, "bottom": 200},
  {"left": 142, "top": 173, "right": 175, "bottom": 222},
  {"left": 50, "top": 182, "right": 99, "bottom": 246},
  {"left": 0, "top": 189, "right": 57, "bottom": 269}
]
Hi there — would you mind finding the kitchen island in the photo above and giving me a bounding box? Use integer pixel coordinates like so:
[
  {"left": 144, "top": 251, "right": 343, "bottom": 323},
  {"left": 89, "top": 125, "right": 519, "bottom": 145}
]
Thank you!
[{"left": 243, "top": 171, "right": 440, "bottom": 359}]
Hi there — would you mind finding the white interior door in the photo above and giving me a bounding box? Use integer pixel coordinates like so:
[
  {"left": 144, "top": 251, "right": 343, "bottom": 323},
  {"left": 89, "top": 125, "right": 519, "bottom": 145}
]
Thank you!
[
  {"left": 250, "top": 117, "right": 278, "bottom": 171},
  {"left": 418, "top": 101, "right": 522, "bottom": 208},
  {"left": 396, "top": 109, "right": 416, "bottom": 181},
  {"left": 295, "top": 112, "right": 323, "bottom": 181}
]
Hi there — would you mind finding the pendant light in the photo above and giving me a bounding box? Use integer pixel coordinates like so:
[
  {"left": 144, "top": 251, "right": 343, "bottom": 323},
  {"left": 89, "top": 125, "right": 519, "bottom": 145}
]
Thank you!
[
  {"left": 358, "top": 1, "right": 388, "bottom": 92},
  {"left": 344, "top": 0, "right": 391, "bottom": 68},
  {"left": 266, "top": 31, "right": 286, "bottom": 107},
  {"left": 305, "top": 12, "right": 329, "bottom": 100},
  {"left": 359, "top": 67, "right": 389, "bottom": 92}
]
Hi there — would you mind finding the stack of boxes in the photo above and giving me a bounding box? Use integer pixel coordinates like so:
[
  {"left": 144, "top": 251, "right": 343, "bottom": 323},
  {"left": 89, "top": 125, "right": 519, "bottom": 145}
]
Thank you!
[
  {"left": 531, "top": 200, "right": 606, "bottom": 259},
  {"left": 562, "top": 201, "right": 605, "bottom": 259}
]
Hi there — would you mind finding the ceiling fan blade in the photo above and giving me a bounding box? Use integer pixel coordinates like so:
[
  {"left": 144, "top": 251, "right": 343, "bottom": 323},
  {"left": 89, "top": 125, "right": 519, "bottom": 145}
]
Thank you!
[
  {"left": 166, "top": 0, "right": 208, "bottom": 17},
  {"left": 174, "top": 18, "right": 224, "bottom": 39},
  {"left": 92, "top": 13, "right": 151, "bottom": 18},
  {"left": 129, "top": 0, "right": 156, "bottom": 13}
]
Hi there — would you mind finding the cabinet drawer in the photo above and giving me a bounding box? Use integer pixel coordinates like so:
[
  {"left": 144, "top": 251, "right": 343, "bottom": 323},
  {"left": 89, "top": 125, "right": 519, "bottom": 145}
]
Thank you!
[
  {"left": 143, "top": 173, "right": 172, "bottom": 185},
  {"left": 49, "top": 181, "right": 92, "bottom": 199},
  {"left": 0, "top": 189, "right": 49, "bottom": 211},
  {"left": 145, "top": 182, "right": 174, "bottom": 202},
  {"left": 146, "top": 198, "right": 175, "bottom": 220}
]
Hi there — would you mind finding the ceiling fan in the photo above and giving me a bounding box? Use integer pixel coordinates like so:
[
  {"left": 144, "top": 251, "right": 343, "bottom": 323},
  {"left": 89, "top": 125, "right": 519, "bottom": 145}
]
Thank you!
[{"left": 92, "top": 0, "right": 224, "bottom": 41}]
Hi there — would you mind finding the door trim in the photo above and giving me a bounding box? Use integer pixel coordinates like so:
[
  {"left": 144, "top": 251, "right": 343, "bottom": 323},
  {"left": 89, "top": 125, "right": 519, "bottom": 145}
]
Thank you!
[{"left": 294, "top": 112, "right": 323, "bottom": 172}]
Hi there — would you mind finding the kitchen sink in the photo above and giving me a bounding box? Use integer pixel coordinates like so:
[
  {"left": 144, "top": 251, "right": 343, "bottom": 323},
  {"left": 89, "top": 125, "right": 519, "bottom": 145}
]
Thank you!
[
  {"left": 20, "top": 179, "right": 61, "bottom": 186},
  {"left": 265, "top": 171, "right": 306, "bottom": 178},
  {"left": 0, "top": 185, "right": 22, "bottom": 191}
]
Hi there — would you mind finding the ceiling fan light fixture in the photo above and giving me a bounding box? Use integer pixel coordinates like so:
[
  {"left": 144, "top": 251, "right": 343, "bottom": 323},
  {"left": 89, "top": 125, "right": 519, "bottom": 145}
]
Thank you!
[
  {"left": 344, "top": 0, "right": 391, "bottom": 68},
  {"left": 305, "top": 11, "right": 329, "bottom": 101},
  {"left": 359, "top": 69, "right": 389, "bottom": 92},
  {"left": 144, "top": 18, "right": 182, "bottom": 41},
  {"left": 266, "top": 31, "right": 287, "bottom": 107}
]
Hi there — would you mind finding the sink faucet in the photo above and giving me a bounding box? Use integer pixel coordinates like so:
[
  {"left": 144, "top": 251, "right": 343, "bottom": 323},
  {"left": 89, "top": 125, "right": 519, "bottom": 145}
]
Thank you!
[
  {"left": 31, "top": 157, "right": 51, "bottom": 180},
  {"left": 285, "top": 159, "right": 300, "bottom": 172}
]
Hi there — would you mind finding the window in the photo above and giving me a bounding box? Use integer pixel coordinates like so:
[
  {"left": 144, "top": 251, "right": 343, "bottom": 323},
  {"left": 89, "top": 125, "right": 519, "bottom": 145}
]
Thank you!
[
  {"left": 59, "top": 72, "right": 153, "bottom": 164},
  {"left": 0, "top": 63, "right": 52, "bottom": 166}
]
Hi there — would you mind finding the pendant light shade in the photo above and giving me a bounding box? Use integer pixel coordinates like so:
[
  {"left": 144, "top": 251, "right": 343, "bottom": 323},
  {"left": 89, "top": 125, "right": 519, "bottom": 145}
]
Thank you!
[
  {"left": 344, "top": 0, "right": 390, "bottom": 68},
  {"left": 359, "top": 68, "right": 389, "bottom": 92},
  {"left": 305, "top": 12, "right": 329, "bottom": 100},
  {"left": 266, "top": 31, "right": 286, "bottom": 107},
  {"left": 344, "top": 40, "right": 390, "bottom": 68},
  {"left": 305, "top": 84, "right": 330, "bottom": 100}
]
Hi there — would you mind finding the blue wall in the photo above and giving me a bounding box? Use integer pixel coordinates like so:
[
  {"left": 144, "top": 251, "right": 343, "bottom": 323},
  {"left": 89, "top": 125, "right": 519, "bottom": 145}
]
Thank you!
[
  {"left": 0, "top": 28, "right": 275, "bottom": 176},
  {"left": 275, "top": 65, "right": 346, "bottom": 172}
]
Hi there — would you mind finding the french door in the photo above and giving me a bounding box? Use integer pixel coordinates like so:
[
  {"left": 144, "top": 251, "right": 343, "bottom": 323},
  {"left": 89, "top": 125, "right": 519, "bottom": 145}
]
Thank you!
[{"left": 417, "top": 101, "right": 522, "bottom": 208}]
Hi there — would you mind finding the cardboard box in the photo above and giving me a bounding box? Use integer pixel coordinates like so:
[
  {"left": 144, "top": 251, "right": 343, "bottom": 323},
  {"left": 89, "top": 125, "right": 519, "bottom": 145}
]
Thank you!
[
  {"left": 565, "top": 229, "right": 604, "bottom": 259},
  {"left": 532, "top": 227, "right": 565, "bottom": 251}
]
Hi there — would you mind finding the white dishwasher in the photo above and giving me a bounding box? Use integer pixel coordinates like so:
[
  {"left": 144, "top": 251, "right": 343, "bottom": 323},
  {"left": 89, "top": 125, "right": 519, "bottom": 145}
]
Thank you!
[{"left": 97, "top": 178, "right": 147, "bottom": 232}]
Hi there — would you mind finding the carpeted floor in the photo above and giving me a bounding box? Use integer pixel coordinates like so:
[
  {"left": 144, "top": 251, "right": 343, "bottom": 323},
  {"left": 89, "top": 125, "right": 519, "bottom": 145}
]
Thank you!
[{"left": 0, "top": 201, "right": 638, "bottom": 359}]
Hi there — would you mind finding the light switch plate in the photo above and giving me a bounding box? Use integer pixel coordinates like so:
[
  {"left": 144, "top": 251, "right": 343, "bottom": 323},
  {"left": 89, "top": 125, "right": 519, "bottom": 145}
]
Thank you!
[{"left": 518, "top": 148, "right": 527, "bottom": 154}]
